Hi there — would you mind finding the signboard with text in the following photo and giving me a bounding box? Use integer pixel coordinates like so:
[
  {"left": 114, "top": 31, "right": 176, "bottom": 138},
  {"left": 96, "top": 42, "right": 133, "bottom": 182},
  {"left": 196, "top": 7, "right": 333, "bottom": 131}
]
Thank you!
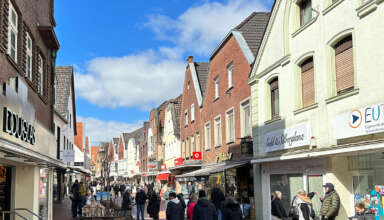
[
  {"left": 148, "top": 161, "right": 158, "bottom": 171},
  {"left": 174, "top": 157, "right": 184, "bottom": 166},
  {"left": 333, "top": 103, "right": 384, "bottom": 139},
  {"left": 263, "top": 122, "right": 311, "bottom": 152}
]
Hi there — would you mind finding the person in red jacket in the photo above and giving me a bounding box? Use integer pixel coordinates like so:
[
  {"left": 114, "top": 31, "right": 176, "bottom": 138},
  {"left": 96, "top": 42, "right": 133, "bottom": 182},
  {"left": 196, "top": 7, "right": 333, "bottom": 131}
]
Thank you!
[{"left": 187, "top": 195, "right": 198, "bottom": 220}]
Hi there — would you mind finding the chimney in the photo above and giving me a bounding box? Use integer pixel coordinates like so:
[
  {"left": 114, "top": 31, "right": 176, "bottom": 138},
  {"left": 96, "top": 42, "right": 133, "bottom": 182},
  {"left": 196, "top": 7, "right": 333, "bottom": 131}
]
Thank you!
[{"left": 187, "top": 56, "right": 194, "bottom": 63}]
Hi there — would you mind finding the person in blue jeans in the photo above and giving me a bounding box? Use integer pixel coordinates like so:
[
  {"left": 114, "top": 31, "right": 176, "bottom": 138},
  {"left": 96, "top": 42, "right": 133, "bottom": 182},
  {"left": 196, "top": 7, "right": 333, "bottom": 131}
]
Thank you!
[{"left": 135, "top": 187, "right": 147, "bottom": 220}]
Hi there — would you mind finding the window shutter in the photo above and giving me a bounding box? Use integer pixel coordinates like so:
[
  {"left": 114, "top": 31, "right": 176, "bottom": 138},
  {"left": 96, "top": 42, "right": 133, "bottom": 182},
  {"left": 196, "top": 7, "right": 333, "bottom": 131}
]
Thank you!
[
  {"left": 301, "top": 58, "right": 315, "bottom": 107},
  {"left": 335, "top": 36, "right": 354, "bottom": 93},
  {"left": 1, "top": 0, "right": 10, "bottom": 51}
]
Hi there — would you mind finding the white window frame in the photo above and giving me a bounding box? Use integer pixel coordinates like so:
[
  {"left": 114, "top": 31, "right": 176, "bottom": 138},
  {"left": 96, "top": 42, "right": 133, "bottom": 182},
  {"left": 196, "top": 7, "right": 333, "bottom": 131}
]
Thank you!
[
  {"left": 25, "top": 32, "right": 33, "bottom": 80},
  {"left": 8, "top": 1, "right": 18, "bottom": 62},
  {"left": 196, "top": 132, "right": 200, "bottom": 152},
  {"left": 214, "top": 115, "right": 222, "bottom": 147},
  {"left": 240, "top": 98, "right": 252, "bottom": 137},
  {"left": 184, "top": 110, "right": 188, "bottom": 126},
  {"left": 204, "top": 122, "right": 211, "bottom": 150},
  {"left": 227, "top": 63, "right": 233, "bottom": 89},
  {"left": 214, "top": 77, "right": 220, "bottom": 99},
  {"left": 190, "top": 104, "right": 195, "bottom": 122},
  {"left": 38, "top": 54, "right": 44, "bottom": 95},
  {"left": 191, "top": 136, "right": 195, "bottom": 154},
  {"left": 226, "top": 107, "right": 235, "bottom": 143}
]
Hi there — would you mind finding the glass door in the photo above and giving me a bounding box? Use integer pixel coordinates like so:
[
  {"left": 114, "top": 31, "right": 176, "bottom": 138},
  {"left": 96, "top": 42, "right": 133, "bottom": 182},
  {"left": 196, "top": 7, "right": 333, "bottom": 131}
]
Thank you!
[
  {"left": 307, "top": 175, "right": 323, "bottom": 220},
  {"left": 0, "top": 166, "right": 12, "bottom": 220},
  {"left": 270, "top": 174, "right": 304, "bottom": 212}
]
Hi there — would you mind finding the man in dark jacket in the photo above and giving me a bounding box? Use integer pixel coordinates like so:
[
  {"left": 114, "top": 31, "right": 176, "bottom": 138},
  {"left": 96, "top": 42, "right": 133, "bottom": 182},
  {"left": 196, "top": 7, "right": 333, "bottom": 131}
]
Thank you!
[
  {"left": 119, "top": 183, "right": 126, "bottom": 195},
  {"left": 320, "top": 183, "right": 340, "bottom": 220},
  {"left": 222, "top": 197, "right": 243, "bottom": 220},
  {"left": 166, "top": 192, "right": 184, "bottom": 220},
  {"left": 193, "top": 190, "right": 217, "bottom": 220},
  {"left": 136, "top": 188, "right": 148, "bottom": 220},
  {"left": 177, "top": 193, "right": 187, "bottom": 215},
  {"left": 148, "top": 191, "right": 161, "bottom": 220},
  {"left": 70, "top": 180, "right": 80, "bottom": 218}
]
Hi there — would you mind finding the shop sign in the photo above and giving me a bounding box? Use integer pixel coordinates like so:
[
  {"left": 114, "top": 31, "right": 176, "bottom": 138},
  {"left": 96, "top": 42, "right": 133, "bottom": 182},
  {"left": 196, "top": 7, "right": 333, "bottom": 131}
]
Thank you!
[
  {"left": 174, "top": 157, "right": 184, "bottom": 166},
  {"left": 2, "top": 107, "right": 36, "bottom": 145},
  {"left": 333, "top": 103, "right": 384, "bottom": 139},
  {"left": 216, "top": 152, "right": 232, "bottom": 163},
  {"left": 148, "top": 161, "right": 158, "bottom": 171},
  {"left": 192, "top": 152, "right": 202, "bottom": 160},
  {"left": 74, "top": 162, "right": 83, "bottom": 166},
  {"left": 263, "top": 122, "right": 311, "bottom": 152},
  {"left": 62, "top": 150, "right": 74, "bottom": 162}
]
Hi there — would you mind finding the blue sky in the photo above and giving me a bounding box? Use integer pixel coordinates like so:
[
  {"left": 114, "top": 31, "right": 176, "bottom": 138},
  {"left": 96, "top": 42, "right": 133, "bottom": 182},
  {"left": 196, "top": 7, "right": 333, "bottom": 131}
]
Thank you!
[{"left": 55, "top": 0, "right": 272, "bottom": 144}]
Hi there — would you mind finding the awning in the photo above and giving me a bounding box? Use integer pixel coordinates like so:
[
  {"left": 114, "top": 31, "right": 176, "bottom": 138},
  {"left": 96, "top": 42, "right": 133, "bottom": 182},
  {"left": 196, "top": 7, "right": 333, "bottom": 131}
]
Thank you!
[
  {"left": 156, "top": 173, "right": 170, "bottom": 181},
  {"left": 176, "top": 161, "right": 249, "bottom": 178}
]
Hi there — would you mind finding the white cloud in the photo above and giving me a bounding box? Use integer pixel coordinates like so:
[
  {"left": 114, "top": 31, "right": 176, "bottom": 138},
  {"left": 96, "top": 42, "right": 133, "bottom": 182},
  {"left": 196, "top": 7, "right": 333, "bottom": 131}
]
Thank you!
[
  {"left": 78, "top": 116, "right": 142, "bottom": 144},
  {"left": 75, "top": 0, "right": 269, "bottom": 109},
  {"left": 145, "top": 0, "right": 268, "bottom": 56}
]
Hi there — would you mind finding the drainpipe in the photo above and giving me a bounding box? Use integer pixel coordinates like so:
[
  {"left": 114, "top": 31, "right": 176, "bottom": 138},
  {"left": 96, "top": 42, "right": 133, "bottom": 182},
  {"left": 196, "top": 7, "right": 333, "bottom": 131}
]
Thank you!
[{"left": 50, "top": 50, "right": 57, "bottom": 133}]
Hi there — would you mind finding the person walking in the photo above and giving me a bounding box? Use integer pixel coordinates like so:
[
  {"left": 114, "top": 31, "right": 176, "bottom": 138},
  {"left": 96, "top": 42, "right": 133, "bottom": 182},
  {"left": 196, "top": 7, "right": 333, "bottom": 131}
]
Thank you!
[
  {"left": 70, "top": 180, "right": 80, "bottom": 218},
  {"left": 135, "top": 187, "right": 148, "bottom": 220},
  {"left": 177, "top": 193, "right": 187, "bottom": 217},
  {"left": 78, "top": 181, "right": 87, "bottom": 216},
  {"left": 148, "top": 191, "right": 161, "bottom": 220},
  {"left": 166, "top": 192, "right": 184, "bottom": 220},
  {"left": 222, "top": 196, "right": 243, "bottom": 220},
  {"left": 122, "top": 190, "right": 133, "bottom": 210},
  {"left": 271, "top": 191, "right": 288, "bottom": 220},
  {"left": 114, "top": 183, "right": 120, "bottom": 199},
  {"left": 187, "top": 194, "right": 197, "bottom": 220},
  {"left": 120, "top": 183, "right": 126, "bottom": 195},
  {"left": 320, "top": 183, "right": 340, "bottom": 220},
  {"left": 291, "top": 190, "right": 315, "bottom": 220},
  {"left": 211, "top": 188, "right": 225, "bottom": 220},
  {"left": 193, "top": 190, "right": 217, "bottom": 220}
]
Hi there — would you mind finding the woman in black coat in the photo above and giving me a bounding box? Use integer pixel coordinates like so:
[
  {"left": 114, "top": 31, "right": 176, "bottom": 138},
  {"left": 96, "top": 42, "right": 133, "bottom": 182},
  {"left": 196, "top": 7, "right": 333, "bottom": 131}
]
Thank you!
[
  {"left": 121, "top": 190, "right": 132, "bottom": 210},
  {"left": 271, "top": 191, "right": 288, "bottom": 220},
  {"left": 147, "top": 191, "right": 161, "bottom": 220}
]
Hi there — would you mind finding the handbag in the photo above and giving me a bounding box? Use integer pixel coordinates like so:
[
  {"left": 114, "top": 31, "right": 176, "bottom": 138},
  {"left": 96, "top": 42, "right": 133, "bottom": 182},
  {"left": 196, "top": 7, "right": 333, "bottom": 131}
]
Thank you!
[{"left": 288, "top": 196, "right": 299, "bottom": 219}]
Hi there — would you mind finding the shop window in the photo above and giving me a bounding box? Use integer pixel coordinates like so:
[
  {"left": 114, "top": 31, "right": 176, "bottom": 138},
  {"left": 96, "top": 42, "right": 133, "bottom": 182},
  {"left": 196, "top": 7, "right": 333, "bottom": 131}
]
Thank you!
[
  {"left": 227, "top": 63, "right": 233, "bottom": 89},
  {"left": 8, "top": 1, "right": 18, "bottom": 62},
  {"left": 226, "top": 109, "right": 235, "bottom": 143},
  {"left": 241, "top": 100, "right": 251, "bottom": 137},
  {"left": 334, "top": 35, "right": 354, "bottom": 94},
  {"left": 205, "top": 122, "right": 211, "bottom": 150},
  {"left": 269, "top": 78, "right": 280, "bottom": 118},
  {"left": 214, "top": 116, "right": 222, "bottom": 147},
  {"left": 301, "top": 57, "right": 315, "bottom": 107},
  {"left": 298, "top": 0, "right": 312, "bottom": 26},
  {"left": 25, "top": 32, "right": 33, "bottom": 80},
  {"left": 39, "top": 168, "right": 49, "bottom": 219}
]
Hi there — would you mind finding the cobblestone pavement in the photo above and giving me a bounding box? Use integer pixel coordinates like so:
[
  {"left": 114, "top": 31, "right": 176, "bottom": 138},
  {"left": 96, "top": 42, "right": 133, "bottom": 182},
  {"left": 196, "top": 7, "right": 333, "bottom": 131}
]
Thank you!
[{"left": 131, "top": 200, "right": 166, "bottom": 220}]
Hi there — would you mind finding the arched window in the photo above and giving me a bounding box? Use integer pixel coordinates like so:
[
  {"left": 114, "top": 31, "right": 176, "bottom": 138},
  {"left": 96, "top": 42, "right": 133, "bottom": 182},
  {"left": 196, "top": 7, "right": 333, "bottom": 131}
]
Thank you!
[
  {"left": 334, "top": 35, "right": 354, "bottom": 94},
  {"left": 300, "top": 57, "right": 315, "bottom": 107},
  {"left": 269, "top": 78, "right": 279, "bottom": 118}
]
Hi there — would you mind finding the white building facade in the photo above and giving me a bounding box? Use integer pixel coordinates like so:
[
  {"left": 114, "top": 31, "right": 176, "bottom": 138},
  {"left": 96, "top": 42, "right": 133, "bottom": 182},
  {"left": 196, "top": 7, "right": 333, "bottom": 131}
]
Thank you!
[{"left": 248, "top": 0, "right": 384, "bottom": 219}]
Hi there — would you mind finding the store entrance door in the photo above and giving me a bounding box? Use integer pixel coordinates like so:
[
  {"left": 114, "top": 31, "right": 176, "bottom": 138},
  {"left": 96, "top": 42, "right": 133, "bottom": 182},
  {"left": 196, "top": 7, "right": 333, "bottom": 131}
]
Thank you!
[{"left": 0, "top": 166, "right": 12, "bottom": 220}]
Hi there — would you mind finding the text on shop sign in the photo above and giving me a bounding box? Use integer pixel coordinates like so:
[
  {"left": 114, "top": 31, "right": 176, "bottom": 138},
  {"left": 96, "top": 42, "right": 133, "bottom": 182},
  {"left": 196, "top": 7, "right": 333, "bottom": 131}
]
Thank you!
[
  {"left": 263, "top": 122, "right": 311, "bottom": 152},
  {"left": 216, "top": 152, "right": 233, "bottom": 163},
  {"left": 2, "top": 107, "right": 36, "bottom": 145}
]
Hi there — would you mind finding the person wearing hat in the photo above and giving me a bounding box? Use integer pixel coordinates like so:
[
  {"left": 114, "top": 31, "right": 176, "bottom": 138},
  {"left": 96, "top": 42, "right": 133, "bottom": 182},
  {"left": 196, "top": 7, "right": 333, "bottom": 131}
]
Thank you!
[{"left": 320, "top": 183, "right": 340, "bottom": 220}]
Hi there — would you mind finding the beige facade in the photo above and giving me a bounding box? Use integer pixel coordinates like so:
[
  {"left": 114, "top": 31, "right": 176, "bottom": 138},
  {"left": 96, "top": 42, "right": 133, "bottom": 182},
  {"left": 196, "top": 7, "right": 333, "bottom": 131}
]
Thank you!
[{"left": 249, "top": 0, "right": 384, "bottom": 219}]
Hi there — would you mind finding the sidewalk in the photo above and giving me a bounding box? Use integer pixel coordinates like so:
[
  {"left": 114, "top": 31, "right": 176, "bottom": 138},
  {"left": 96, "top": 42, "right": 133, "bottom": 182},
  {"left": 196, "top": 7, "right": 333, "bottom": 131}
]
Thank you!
[
  {"left": 131, "top": 200, "right": 166, "bottom": 220},
  {"left": 53, "top": 198, "right": 74, "bottom": 220}
]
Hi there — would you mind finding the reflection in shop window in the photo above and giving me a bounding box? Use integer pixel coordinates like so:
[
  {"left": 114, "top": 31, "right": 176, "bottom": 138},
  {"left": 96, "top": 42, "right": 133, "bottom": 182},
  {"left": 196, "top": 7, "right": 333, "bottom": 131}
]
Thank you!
[{"left": 39, "top": 168, "right": 49, "bottom": 219}]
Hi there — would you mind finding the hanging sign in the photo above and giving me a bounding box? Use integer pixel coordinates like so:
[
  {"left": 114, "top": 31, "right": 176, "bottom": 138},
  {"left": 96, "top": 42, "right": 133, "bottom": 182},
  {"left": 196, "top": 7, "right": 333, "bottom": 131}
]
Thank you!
[
  {"left": 192, "top": 152, "right": 202, "bottom": 160},
  {"left": 2, "top": 107, "right": 36, "bottom": 145},
  {"left": 333, "top": 103, "right": 384, "bottom": 139}
]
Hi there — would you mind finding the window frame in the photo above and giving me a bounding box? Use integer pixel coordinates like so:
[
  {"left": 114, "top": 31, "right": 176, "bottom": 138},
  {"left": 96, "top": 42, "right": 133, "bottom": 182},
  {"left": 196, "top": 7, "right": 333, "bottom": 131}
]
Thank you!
[
  {"left": 240, "top": 99, "right": 252, "bottom": 137},
  {"left": 204, "top": 122, "right": 211, "bottom": 150},
  {"left": 214, "top": 115, "right": 222, "bottom": 147},
  {"left": 300, "top": 57, "right": 315, "bottom": 107},
  {"left": 38, "top": 53, "right": 44, "bottom": 95},
  {"left": 190, "top": 103, "right": 195, "bottom": 122},
  {"left": 270, "top": 78, "right": 280, "bottom": 118},
  {"left": 196, "top": 132, "right": 200, "bottom": 152},
  {"left": 8, "top": 1, "right": 18, "bottom": 62},
  {"left": 214, "top": 77, "right": 220, "bottom": 99},
  {"left": 184, "top": 109, "right": 188, "bottom": 127},
  {"left": 299, "top": 0, "right": 312, "bottom": 26},
  {"left": 226, "top": 107, "right": 235, "bottom": 143},
  {"left": 227, "top": 63, "right": 234, "bottom": 89},
  {"left": 25, "top": 32, "right": 33, "bottom": 80},
  {"left": 334, "top": 35, "right": 354, "bottom": 95}
]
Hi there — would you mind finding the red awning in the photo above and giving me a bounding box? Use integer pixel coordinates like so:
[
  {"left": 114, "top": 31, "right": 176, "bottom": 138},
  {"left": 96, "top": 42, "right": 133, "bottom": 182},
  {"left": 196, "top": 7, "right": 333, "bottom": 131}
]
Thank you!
[{"left": 156, "top": 173, "right": 170, "bottom": 181}]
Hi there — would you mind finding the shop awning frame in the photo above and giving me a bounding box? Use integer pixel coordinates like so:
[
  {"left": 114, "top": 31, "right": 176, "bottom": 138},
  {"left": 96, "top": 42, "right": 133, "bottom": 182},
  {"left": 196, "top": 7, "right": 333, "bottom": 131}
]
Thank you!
[
  {"left": 176, "top": 160, "right": 249, "bottom": 178},
  {"left": 251, "top": 139, "right": 384, "bottom": 164}
]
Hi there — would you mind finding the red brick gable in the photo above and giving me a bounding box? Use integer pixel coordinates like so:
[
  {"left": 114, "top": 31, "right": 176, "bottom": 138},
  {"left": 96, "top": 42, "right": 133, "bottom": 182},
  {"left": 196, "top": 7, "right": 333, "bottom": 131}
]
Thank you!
[
  {"left": 74, "top": 122, "right": 83, "bottom": 151},
  {"left": 118, "top": 136, "right": 124, "bottom": 160},
  {"left": 108, "top": 140, "right": 114, "bottom": 162}
]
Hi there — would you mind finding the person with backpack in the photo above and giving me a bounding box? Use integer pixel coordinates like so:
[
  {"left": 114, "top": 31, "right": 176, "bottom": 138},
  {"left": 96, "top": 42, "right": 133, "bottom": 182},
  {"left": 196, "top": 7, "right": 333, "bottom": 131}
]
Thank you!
[
  {"left": 166, "top": 192, "right": 184, "bottom": 220},
  {"left": 70, "top": 180, "right": 80, "bottom": 217},
  {"left": 320, "top": 183, "right": 340, "bottom": 220},
  {"left": 290, "top": 190, "right": 315, "bottom": 220},
  {"left": 271, "top": 191, "right": 288, "bottom": 220}
]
